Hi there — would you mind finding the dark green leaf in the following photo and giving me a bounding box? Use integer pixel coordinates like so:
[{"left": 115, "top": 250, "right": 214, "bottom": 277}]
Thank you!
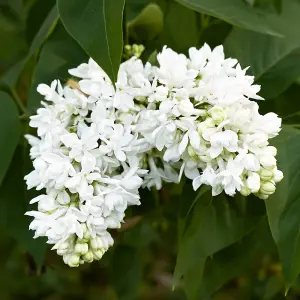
[
  {"left": 128, "top": 3, "right": 164, "bottom": 44},
  {"left": 0, "top": 91, "right": 21, "bottom": 186},
  {"left": 265, "top": 128, "right": 300, "bottom": 291},
  {"left": 0, "top": 5, "right": 58, "bottom": 89},
  {"left": 57, "top": 0, "right": 125, "bottom": 84},
  {"left": 225, "top": 28, "right": 300, "bottom": 99},
  {"left": 0, "top": 146, "right": 47, "bottom": 268},
  {"left": 110, "top": 246, "right": 142, "bottom": 300},
  {"left": 175, "top": 0, "right": 300, "bottom": 37},
  {"left": 191, "top": 218, "right": 276, "bottom": 300},
  {"left": 126, "top": 0, "right": 152, "bottom": 21},
  {"left": 158, "top": 0, "right": 198, "bottom": 54},
  {"left": 29, "top": 5, "right": 58, "bottom": 55},
  {"left": 28, "top": 24, "right": 87, "bottom": 111},
  {"left": 174, "top": 187, "right": 265, "bottom": 287}
]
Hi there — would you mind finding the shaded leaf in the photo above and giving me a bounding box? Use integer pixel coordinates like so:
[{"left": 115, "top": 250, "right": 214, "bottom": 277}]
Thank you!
[
  {"left": 0, "top": 5, "right": 58, "bottom": 88},
  {"left": 28, "top": 24, "right": 87, "bottom": 111},
  {"left": 128, "top": 3, "right": 164, "bottom": 44},
  {"left": 175, "top": 0, "right": 300, "bottom": 37},
  {"left": 57, "top": 0, "right": 125, "bottom": 84},
  {"left": 265, "top": 128, "right": 300, "bottom": 291},
  {"left": 174, "top": 187, "right": 265, "bottom": 286},
  {"left": 158, "top": 0, "right": 198, "bottom": 54},
  {"left": 0, "top": 146, "right": 47, "bottom": 268},
  {"left": 225, "top": 28, "right": 300, "bottom": 99},
  {"left": 110, "top": 246, "right": 143, "bottom": 300},
  {"left": 192, "top": 218, "right": 276, "bottom": 300},
  {"left": 0, "top": 91, "right": 21, "bottom": 186}
]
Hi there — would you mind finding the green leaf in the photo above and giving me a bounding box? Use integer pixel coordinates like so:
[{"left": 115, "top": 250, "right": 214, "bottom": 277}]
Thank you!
[
  {"left": 225, "top": 28, "right": 300, "bottom": 99},
  {"left": 126, "top": 0, "right": 152, "bottom": 21},
  {"left": 28, "top": 24, "right": 87, "bottom": 111},
  {"left": 110, "top": 246, "right": 143, "bottom": 300},
  {"left": 28, "top": 5, "right": 58, "bottom": 56},
  {"left": 0, "top": 146, "right": 47, "bottom": 269},
  {"left": 175, "top": 0, "right": 300, "bottom": 37},
  {"left": 128, "top": 3, "right": 164, "bottom": 44},
  {"left": 191, "top": 218, "right": 276, "bottom": 300},
  {"left": 265, "top": 128, "right": 300, "bottom": 291},
  {"left": 0, "top": 5, "right": 58, "bottom": 88},
  {"left": 158, "top": 0, "right": 198, "bottom": 53},
  {"left": 0, "top": 91, "right": 21, "bottom": 186},
  {"left": 174, "top": 187, "right": 265, "bottom": 288},
  {"left": 57, "top": 0, "right": 125, "bottom": 84}
]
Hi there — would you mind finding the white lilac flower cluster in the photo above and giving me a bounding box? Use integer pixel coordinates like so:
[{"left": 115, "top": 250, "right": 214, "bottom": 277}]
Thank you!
[{"left": 25, "top": 44, "right": 283, "bottom": 267}]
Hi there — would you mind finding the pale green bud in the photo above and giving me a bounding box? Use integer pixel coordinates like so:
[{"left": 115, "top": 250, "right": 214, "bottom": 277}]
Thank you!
[
  {"left": 93, "top": 249, "right": 104, "bottom": 260},
  {"left": 209, "top": 106, "right": 227, "bottom": 125},
  {"left": 83, "top": 251, "right": 94, "bottom": 263},
  {"left": 57, "top": 249, "right": 68, "bottom": 256},
  {"left": 68, "top": 254, "right": 80, "bottom": 267},
  {"left": 83, "top": 228, "right": 91, "bottom": 240},
  {"left": 257, "top": 193, "right": 269, "bottom": 200},
  {"left": 90, "top": 238, "right": 98, "bottom": 250},
  {"left": 240, "top": 185, "right": 251, "bottom": 196},
  {"left": 260, "top": 181, "right": 276, "bottom": 195},
  {"left": 273, "top": 169, "right": 283, "bottom": 183},
  {"left": 75, "top": 243, "right": 89, "bottom": 255},
  {"left": 260, "top": 168, "right": 274, "bottom": 181},
  {"left": 58, "top": 242, "right": 70, "bottom": 251}
]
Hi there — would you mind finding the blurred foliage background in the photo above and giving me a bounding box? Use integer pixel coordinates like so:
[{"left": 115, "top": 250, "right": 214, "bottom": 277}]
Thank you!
[{"left": 2, "top": 0, "right": 300, "bottom": 299}]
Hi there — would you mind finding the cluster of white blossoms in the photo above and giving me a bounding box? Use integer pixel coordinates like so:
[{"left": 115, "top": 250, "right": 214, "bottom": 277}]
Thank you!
[{"left": 25, "top": 44, "right": 283, "bottom": 266}]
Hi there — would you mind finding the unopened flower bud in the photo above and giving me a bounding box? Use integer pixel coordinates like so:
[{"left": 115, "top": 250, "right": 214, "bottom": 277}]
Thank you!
[
  {"left": 257, "top": 193, "right": 269, "bottom": 200},
  {"left": 240, "top": 185, "right": 251, "bottom": 196},
  {"left": 260, "top": 168, "right": 274, "bottom": 181},
  {"left": 75, "top": 243, "right": 89, "bottom": 255},
  {"left": 273, "top": 169, "right": 283, "bottom": 183},
  {"left": 209, "top": 106, "right": 227, "bottom": 125},
  {"left": 83, "top": 228, "right": 91, "bottom": 240},
  {"left": 90, "top": 238, "right": 98, "bottom": 250},
  {"left": 83, "top": 251, "right": 94, "bottom": 263},
  {"left": 67, "top": 254, "right": 80, "bottom": 267},
  {"left": 260, "top": 181, "right": 276, "bottom": 195},
  {"left": 260, "top": 156, "right": 276, "bottom": 169},
  {"left": 93, "top": 249, "right": 104, "bottom": 260}
]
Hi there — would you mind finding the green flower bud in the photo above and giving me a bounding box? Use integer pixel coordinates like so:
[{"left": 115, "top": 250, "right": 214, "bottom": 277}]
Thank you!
[
  {"left": 257, "top": 193, "right": 269, "bottom": 200},
  {"left": 240, "top": 185, "right": 251, "bottom": 196},
  {"left": 260, "top": 168, "right": 274, "bottom": 181},
  {"left": 67, "top": 254, "right": 80, "bottom": 267},
  {"left": 209, "top": 106, "right": 227, "bottom": 125},
  {"left": 83, "top": 229, "right": 91, "bottom": 240},
  {"left": 260, "top": 181, "right": 276, "bottom": 195},
  {"left": 93, "top": 249, "right": 104, "bottom": 260},
  {"left": 83, "top": 251, "right": 94, "bottom": 263},
  {"left": 75, "top": 243, "right": 89, "bottom": 255}
]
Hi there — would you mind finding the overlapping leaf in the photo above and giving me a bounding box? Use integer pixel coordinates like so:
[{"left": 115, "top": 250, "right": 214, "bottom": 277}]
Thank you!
[{"left": 57, "top": 0, "right": 125, "bottom": 84}]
